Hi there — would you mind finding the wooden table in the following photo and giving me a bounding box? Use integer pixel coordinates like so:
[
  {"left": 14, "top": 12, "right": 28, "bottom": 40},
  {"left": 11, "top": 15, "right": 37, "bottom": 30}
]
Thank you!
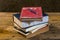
[{"left": 0, "top": 12, "right": 60, "bottom": 40}]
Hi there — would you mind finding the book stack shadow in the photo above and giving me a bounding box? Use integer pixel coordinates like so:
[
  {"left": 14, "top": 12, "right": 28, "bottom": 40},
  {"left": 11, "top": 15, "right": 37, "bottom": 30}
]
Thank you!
[{"left": 13, "top": 7, "right": 49, "bottom": 38}]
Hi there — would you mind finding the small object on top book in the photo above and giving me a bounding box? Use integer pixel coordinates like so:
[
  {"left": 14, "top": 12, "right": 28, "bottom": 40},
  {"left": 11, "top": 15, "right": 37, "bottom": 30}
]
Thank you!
[{"left": 20, "top": 7, "right": 43, "bottom": 21}]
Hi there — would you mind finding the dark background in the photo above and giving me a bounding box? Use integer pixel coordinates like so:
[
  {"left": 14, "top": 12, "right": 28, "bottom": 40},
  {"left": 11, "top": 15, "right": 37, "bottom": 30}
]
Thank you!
[{"left": 0, "top": 0, "right": 60, "bottom": 12}]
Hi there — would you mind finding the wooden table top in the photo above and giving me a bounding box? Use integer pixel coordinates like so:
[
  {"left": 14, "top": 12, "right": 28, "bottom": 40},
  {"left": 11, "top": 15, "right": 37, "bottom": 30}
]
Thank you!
[{"left": 0, "top": 12, "right": 60, "bottom": 40}]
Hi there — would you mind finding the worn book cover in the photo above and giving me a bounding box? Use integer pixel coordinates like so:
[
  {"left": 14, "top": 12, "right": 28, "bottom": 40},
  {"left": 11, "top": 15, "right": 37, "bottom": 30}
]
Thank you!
[{"left": 20, "top": 7, "right": 43, "bottom": 21}]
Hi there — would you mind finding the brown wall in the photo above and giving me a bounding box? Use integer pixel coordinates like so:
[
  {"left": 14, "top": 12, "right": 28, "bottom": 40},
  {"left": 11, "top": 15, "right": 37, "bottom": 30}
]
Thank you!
[{"left": 0, "top": 0, "right": 60, "bottom": 12}]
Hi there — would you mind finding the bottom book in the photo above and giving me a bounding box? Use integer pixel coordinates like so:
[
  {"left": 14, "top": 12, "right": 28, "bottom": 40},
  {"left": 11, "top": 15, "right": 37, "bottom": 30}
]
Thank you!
[{"left": 13, "top": 25, "right": 49, "bottom": 38}]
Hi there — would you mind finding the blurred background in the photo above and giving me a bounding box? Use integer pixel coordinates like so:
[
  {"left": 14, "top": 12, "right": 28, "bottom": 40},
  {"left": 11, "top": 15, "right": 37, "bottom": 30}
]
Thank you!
[{"left": 0, "top": 0, "right": 60, "bottom": 12}]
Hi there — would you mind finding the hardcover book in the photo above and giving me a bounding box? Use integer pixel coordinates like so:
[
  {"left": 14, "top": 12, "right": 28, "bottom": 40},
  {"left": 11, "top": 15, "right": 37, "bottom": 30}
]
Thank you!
[
  {"left": 14, "top": 22, "right": 48, "bottom": 32},
  {"left": 20, "top": 7, "right": 43, "bottom": 21}
]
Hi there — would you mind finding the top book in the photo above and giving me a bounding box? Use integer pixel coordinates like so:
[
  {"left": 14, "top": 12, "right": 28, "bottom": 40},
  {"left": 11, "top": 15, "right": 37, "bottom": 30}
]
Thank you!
[{"left": 20, "top": 7, "right": 43, "bottom": 21}]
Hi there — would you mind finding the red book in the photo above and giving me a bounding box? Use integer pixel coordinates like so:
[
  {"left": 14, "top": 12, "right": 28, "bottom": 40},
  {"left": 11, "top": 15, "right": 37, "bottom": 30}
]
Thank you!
[{"left": 20, "top": 7, "right": 43, "bottom": 21}]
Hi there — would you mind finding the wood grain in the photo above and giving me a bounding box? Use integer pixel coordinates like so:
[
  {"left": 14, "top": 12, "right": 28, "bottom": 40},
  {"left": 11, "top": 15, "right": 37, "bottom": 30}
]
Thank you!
[{"left": 0, "top": 12, "right": 60, "bottom": 40}]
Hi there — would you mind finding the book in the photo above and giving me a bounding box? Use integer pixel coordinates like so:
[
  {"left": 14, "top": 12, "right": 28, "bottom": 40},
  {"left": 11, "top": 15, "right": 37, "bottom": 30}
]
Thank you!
[
  {"left": 21, "top": 23, "right": 48, "bottom": 32},
  {"left": 20, "top": 7, "right": 43, "bottom": 21},
  {"left": 13, "top": 13, "right": 48, "bottom": 28},
  {"left": 14, "top": 22, "right": 48, "bottom": 33},
  {"left": 13, "top": 25, "right": 49, "bottom": 38}
]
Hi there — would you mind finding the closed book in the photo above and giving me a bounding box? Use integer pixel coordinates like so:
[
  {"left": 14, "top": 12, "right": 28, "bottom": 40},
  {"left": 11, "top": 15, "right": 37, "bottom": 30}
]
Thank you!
[
  {"left": 20, "top": 7, "right": 43, "bottom": 21},
  {"left": 21, "top": 23, "right": 48, "bottom": 32},
  {"left": 14, "top": 22, "right": 48, "bottom": 32},
  {"left": 13, "top": 25, "right": 49, "bottom": 38},
  {"left": 13, "top": 13, "right": 48, "bottom": 29}
]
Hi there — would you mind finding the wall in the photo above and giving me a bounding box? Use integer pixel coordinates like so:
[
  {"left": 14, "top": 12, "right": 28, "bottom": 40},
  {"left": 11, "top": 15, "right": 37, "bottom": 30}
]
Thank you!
[{"left": 0, "top": 0, "right": 60, "bottom": 12}]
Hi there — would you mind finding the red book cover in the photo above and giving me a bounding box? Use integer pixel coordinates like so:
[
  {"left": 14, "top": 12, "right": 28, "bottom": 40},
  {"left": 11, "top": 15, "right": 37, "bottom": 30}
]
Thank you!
[{"left": 20, "top": 7, "right": 43, "bottom": 19}]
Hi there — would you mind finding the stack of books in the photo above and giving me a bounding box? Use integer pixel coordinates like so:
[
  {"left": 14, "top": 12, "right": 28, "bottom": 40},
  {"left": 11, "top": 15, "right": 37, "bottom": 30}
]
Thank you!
[{"left": 13, "top": 7, "right": 49, "bottom": 38}]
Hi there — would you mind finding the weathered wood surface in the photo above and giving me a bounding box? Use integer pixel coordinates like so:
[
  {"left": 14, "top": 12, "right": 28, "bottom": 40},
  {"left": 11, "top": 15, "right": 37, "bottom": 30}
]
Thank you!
[{"left": 0, "top": 12, "right": 60, "bottom": 40}]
